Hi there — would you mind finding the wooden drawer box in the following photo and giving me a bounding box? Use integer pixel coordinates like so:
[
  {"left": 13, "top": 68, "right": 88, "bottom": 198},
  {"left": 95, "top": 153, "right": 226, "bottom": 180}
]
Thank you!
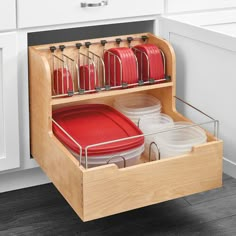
[{"left": 29, "top": 33, "right": 222, "bottom": 221}]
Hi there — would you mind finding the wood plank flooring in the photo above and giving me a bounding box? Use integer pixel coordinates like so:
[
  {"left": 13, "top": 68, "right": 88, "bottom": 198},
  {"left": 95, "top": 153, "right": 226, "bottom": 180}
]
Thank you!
[{"left": 0, "top": 174, "right": 236, "bottom": 236}]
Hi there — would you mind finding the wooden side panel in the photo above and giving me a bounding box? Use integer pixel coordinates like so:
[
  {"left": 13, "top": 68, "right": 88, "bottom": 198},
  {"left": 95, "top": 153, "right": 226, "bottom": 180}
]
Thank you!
[
  {"left": 83, "top": 141, "right": 222, "bottom": 221},
  {"left": 29, "top": 47, "right": 84, "bottom": 220}
]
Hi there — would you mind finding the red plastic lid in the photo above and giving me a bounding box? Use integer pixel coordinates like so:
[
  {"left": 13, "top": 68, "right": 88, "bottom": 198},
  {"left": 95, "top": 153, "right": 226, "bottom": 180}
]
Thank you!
[
  {"left": 52, "top": 104, "right": 144, "bottom": 156},
  {"left": 79, "top": 64, "right": 98, "bottom": 90},
  {"left": 53, "top": 68, "right": 73, "bottom": 94},
  {"left": 104, "top": 47, "right": 138, "bottom": 86},
  {"left": 132, "top": 44, "right": 164, "bottom": 81}
]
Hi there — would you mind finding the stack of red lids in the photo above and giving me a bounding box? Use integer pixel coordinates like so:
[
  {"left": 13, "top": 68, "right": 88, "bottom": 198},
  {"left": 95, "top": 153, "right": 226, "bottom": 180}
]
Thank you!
[
  {"left": 104, "top": 47, "right": 138, "bottom": 86},
  {"left": 53, "top": 68, "right": 73, "bottom": 94},
  {"left": 79, "top": 64, "right": 98, "bottom": 90},
  {"left": 52, "top": 104, "right": 144, "bottom": 156},
  {"left": 132, "top": 44, "right": 164, "bottom": 81}
]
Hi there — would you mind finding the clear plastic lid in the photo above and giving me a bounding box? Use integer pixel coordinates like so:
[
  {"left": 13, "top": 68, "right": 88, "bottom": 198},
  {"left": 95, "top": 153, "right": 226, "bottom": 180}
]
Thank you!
[
  {"left": 114, "top": 94, "right": 162, "bottom": 114},
  {"left": 139, "top": 114, "right": 174, "bottom": 134},
  {"left": 154, "top": 122, "right": 207, "bottom": 149}
]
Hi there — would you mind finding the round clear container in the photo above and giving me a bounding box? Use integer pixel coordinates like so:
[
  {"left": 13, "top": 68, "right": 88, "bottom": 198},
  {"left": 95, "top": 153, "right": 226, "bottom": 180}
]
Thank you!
[
  {"left": 114, "top": 94, "right": 162, "bottom": 115},
  {"left": 114, "top": 94, "right": 162, "bottom": 125},
  {"left": 139, "top": 114, "right": 174, "bottom": 134},
  {"left": 139, "top": 114, "right": 174, "bottom": 158},
  {"left": 154, "top": 122, "right": 207, "bottom": 159}
]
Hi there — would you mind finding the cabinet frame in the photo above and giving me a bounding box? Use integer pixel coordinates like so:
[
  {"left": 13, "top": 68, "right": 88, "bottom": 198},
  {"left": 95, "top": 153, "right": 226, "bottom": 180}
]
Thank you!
[
  {"left": 0, "top": 32, "right": 20, "bottom": 172},
  {"left": 0, "top": 1, "right": 16, "bottom": 31}
]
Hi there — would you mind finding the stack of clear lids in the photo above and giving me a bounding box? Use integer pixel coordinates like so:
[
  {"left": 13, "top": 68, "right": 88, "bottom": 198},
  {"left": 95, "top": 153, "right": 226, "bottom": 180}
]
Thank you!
[
  {"left": 139, "top": 114, "right": 174, "bottom": 158},
  {"left": 155, "top": 122, "right": 207, "bottom": 158},
  {"left": 139, "top": 119, "right": 207, "bottom": 160},
  {"left": 113, "top": 94, "right": 162, "bottom": 125}
]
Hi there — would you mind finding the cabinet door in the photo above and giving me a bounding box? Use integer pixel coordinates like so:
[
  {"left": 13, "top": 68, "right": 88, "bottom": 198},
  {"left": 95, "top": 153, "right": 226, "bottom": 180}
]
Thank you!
[
  {"left": 0, "top": 32, "right": 20, "bottom": 171},
  {"left": 17, "top": 0, "right": 164, "bottom": 28},
  {"left": 0, "top": 0, "right": 16, "bottom": 31},
  {"left": 166, "top": 0, "right": 236, "bottom": 13}
]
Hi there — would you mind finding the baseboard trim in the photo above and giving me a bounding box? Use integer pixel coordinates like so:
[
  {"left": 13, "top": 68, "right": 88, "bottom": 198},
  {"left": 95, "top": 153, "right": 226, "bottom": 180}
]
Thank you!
[
  {"left": 0, "top": 168, "right": 50, "bottom": 193},
  {"left": 223, "top": 157, "right": 236, "bottom": 179}
]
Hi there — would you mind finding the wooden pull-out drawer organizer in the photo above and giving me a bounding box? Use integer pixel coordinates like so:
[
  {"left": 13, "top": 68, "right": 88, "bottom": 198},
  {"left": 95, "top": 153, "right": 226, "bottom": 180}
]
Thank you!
[{"left": 29, "top": 33, "right": 223, "bottom": 222}]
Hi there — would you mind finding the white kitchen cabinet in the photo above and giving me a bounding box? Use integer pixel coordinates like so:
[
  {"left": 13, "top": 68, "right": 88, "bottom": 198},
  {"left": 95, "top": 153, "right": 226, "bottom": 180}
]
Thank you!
[
  {"left": 159, "top": 9, "right": 236, "bottom": 178},
  {"left": 0, "top": 0, "right": 16, "bottom": 31},
  {"left": 165, "top": 0, "right": 236, "bottom": 13},
  {"left": 0, "top": 32, "right": 20, "bottom": 171},
  {"left": 17, "top": 0, "right": 164, "bottom": 29}
]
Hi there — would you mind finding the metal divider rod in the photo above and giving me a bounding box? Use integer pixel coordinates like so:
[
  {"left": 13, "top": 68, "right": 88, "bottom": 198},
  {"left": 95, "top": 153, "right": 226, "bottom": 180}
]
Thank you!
[
  {"left": 132, "top": 47, "right": 149, "bottom": 80},
  {"left": 75, "top": 62, "right": 79, "bottom": 92},
  {"left": 61, "top": 56, "right": 65, "bottom": 94},
  {"left": 52, "top": 55, "right": 65, "bottom": 95},
  {"left": 56, "top": 57, "right": 59, "bottom": 94},
  {"left": 215, "top": 120, "right": 219, "bottom": 139},
  {"left": 107, "top": 156, "right": 126, "bottom": 168},
  {"left": 160, "top": 49, "right": 166, "bottom": 76},
  {"left": 52, "top": 119, "right": 217, "bottom": 169},
  {"left": 108, "top": 52, "right": 111, "bottom": 86},
  {"left": 84, "top": 133, "right": 144, "bottom": 169},
  {"left": 175, "top": 96, "right": 217, "bottom": 121},
  {"left": 89, "top": 51, "right": 105, "bottom": 88},
  {"left": 114, "top": 52, "right": 116, "bottom": 85},
  {"left": 78, "top": 52, "right": 96, "bottom": 91},
  {"left": 62, "top": 54, "right": 77, "bottom": 94},
  {"left": 78, "top": 54, "right": 81, "bottom": 90},
  {"left": 149, "top": 142, "right": 160, "bottom": 161},
  {"left": 51, "top": 119, "right": 82, "bottom": 165},
  {"left": 105, "top": 50, "right": 123, "bottom": 87},
  {"left": 83, "top": 120, "right": 214, "bottom": 169},
  {"left": 50, "top": 51, "right": 55, "bottom": 95},
  {"left": 53, "top": 54, "right": 64, "bottom": 62}
]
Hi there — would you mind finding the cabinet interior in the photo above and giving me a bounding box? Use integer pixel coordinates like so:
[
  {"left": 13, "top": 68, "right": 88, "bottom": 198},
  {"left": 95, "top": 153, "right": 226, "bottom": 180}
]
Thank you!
[{"left": 28, "top": 21, "right": 154, "bottom": 46}]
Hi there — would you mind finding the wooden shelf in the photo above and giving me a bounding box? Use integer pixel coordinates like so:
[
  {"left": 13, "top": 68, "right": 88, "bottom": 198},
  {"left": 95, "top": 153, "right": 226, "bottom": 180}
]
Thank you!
[{"left": 51, "top": 82, "right": 174, "bottom": 106}]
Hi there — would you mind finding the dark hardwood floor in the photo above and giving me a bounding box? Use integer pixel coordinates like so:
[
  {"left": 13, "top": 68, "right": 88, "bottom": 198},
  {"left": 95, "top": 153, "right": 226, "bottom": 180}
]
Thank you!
[{"left": 0, "top": 174, "right": 236, "bottom": 236}]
